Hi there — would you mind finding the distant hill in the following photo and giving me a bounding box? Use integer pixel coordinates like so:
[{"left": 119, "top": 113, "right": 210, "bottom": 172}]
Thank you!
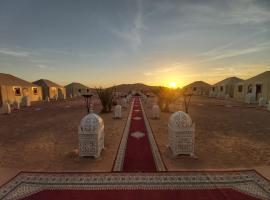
[{"left": 107, "top": 83, "right": 160, "bottom": 93}]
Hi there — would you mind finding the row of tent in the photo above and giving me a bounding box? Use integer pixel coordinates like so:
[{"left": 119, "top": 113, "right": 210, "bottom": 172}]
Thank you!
[
  {"left": 0, "top": 73, "right": 92, "bottom": 107},
  {"left": 183, "top": 71, "right": 270, "bottom": 103}
]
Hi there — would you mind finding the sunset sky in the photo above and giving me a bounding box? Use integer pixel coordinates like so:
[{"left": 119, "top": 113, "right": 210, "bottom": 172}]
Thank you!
[{"left": 0, "top": 0, "right": 270, "bottom": 88}]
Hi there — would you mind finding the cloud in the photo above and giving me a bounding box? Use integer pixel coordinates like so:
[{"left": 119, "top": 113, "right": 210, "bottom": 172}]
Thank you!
[
  {"left": 0, "top": 48, "right": 32, "bottom": 57},
  {"left": 112, "top": 0, "right": 144, "bottom": 50},
  {"left": 143, "top": 72, "right": 153, "bottom": 76},
  {"left": 157, "top": 66, "right": 178, "bottom": 73},
  {"left": 143, "top": 65, "right": 179, "bottom": 76},
  {"left": 178, "top": 0, "right": 270, "bottom": 25},
  {"left": 36, "top": 64, "right": 47, "bottom": 69}
]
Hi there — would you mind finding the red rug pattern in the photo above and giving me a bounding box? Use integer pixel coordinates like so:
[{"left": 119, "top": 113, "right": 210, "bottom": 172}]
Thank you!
[
  {"left": 122, "top": 97, "right": 156, "bottom": 171},
  {"left": 1, "top": 171, "right": 269, "bottom": 200}
]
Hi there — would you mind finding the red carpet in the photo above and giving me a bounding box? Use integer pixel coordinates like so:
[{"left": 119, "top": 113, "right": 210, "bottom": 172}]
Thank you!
[
  {"left": 20, "top": 188, "right": 261, "bottom": 200},
  {"left": 1, "top": 171, "right": 269, "bottom": 200},
  {"left": 122, "top": 97, "right": 156, "bottom": 171}
]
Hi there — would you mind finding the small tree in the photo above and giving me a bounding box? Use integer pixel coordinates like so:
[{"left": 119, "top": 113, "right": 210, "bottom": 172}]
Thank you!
[
  {"left": 96, "top": 87, "right": 115, "bottom": 113},
  {"left": 153, "top": 87, "right": 179, "bottom": 112},
  {"left": 182, "top": 89, "right": 193, "bottom": 113}
]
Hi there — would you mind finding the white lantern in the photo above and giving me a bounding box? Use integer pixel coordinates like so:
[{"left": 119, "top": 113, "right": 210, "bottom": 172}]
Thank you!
[
  {"left": 114, "top": 105, "right": 122, "bottom": 119},
  {"left": 152, "top": 104, "right": 160, "bottom": 119},
  {"left": 45, "top": 96, "right": 50, "bottom": 102},
  {"left": 168, "top": 111, "right": 195, "bottom": 157},
  {"left": 78, "top": 113, "right": 104, "bottom": 158},
  {"left": 2, "top": 102, "right": 11, "bottom": 114},
  {"left": 258, "top": 97, "right": 266, "bottom": 107},
  {"left": 70, "top": 94, "right": 73, "bottom": 99},
  {"left": 14, "top": 100, "right": 20, "bottom": 110},
  {"left": 225, "top": 94, "right": 230, "bottom": 100},
  {"left": 21, "top": 96, "right": 31, "bottom": 107},
  {"left": 121, "top": 98, "right": 127, "bottom": 108},
  {"left": 245, "top": 93, "right": 255, "bottom": 104}
]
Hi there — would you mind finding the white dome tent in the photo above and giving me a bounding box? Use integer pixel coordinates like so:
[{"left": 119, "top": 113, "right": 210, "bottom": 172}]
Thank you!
[
  {"left": 168, "top": 111, "right": 195, "bottom": 157},
  {"left": 78, "top": 112, "right": 104, "bottom": 158}
]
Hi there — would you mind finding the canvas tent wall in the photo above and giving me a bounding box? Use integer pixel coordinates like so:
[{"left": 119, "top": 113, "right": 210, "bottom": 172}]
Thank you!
[
  {"left": 0, "top": 73, "right": 42, "bottom": 107},
  {"left": 33, "top": 79, "right": 66, "bottom": 100},
  {"left": 233, "top": 81, "right": 245, "bottom": 102},
  {"left": 65, "top": 82, "right": 91, "bottom": 98},
  {"left": 211, "top": 77, "right": 243, "bottom": 98},
  {"left": 242, "top": 71, "right": 270, "bottom": 102},
  {"left": 183, "top": 81, "right": 211, "bottom": 96}
]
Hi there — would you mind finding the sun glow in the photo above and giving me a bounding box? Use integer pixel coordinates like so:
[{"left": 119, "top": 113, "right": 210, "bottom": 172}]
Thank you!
[{"left": 168, "top": 82, "right": 177, "bottom": 88}]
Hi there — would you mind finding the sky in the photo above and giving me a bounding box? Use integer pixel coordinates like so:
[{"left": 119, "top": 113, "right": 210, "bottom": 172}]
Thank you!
[{"left": 0, "top": 0, "right": 270, "bottom": 88}]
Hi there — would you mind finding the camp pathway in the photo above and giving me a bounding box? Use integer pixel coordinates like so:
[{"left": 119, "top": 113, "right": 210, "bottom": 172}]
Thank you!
[{"left": 113, "top": 97, "right": 166, "bottom": 172}]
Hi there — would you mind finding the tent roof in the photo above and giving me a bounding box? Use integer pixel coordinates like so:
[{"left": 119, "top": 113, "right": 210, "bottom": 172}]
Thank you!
[
  {"left": 245, "top": 71, "right": 270, "bottom": 82},
  {"left": 0, "top": 73, "right": 37, "bottom": 87},
  {"left": 183, "top": 81, "right": 211, "bottom": 88},
  {"left": 65, "top": 82, "right": 90, "bottom": 88},
  {"left": 33, "top": 79, "right": 62, "bottom": 87},
  {"left": 214, "top": 77, "right": 243, "bottom": 86}
]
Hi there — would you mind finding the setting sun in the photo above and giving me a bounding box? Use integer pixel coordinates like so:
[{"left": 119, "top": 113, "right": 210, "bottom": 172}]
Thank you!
[{"left": 168, "top": 82, "right": 177, "bottom": 88}]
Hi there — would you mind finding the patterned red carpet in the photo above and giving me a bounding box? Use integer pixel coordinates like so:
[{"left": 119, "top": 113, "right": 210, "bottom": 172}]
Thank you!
[
  {"left": 0, "top": 171, "right": 269, "bottom": 200},
  {"left": 1, "top": 97, "right": 270, "bottom": 199},
  {"left": 122, "top": 97, "right": 156, "bottom": 171}
]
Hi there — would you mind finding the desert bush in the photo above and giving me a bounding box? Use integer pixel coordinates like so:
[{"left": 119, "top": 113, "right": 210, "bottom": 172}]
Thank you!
[
  {"left": 96, "top": 87, "right": 115, "bottom": 113},
  {"left": 182, "top": 89, "right": 193, "bottom": 113},
  {"left": 153, "top": 87, "right": 179, "bottom": 112}
]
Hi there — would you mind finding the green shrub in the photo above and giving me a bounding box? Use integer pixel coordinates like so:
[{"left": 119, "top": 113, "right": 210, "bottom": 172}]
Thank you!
[{"left": 96, "top": 87, "right": 115, "bottom": 113}]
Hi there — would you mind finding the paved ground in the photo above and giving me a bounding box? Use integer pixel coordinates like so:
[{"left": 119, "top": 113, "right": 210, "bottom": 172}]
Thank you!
[
  {"left": 0, "top": 96, "right": 269, "bottom": 185},
  {"left": 0, "top": 98, "right": 130, "bottom": 185},
  {"left": 145, "top": 96, "right": 270, "bottom": 178}
]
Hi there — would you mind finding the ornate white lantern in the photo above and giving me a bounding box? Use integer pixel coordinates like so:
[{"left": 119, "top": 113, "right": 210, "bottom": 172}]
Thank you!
[
  {"left": 225, "top": 94, "right": 230, "bottom": 100},
  {"left": 245, "top": 93, "right": 255, "bottom": 104},
  {"left": 114, "top": 105, "right": 122, "bottom": 119},
  {"left": 152, "top": 104, "right": 160, "bottom": 119},
  {"left": 45, "top": 96, "right": 50, "bottom": 102},
  {"left": 21, "top": 96, "right": 31, "bottom": 107},
  {"left": 14, "top": 101, "right": 20, "bottom": 110},
  {"left": 121, "top": 98, "right": 127, "bottom": 108},
  {"left": 168, "top": 111, "right": 195, "bottom": 157},
  {"left": 2, "top": 102, "right": 11, "bottom": 114},
  {"left": 78, "top": 113, "right": 104, "bottom": 158},
  {"left": 259, "top": 98, "right": 266, "bottom": 107},
  {"left": 147, "top": 98, "right": 152, "bottom": 108}
]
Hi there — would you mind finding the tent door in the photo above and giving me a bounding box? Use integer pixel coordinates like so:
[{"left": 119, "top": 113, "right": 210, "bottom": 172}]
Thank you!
[
  {"left": 255, "top": 84, "right": 262, "bottom": 101},
  {"left": 0, "top": 87, "right": 2, "bottom": 107}
]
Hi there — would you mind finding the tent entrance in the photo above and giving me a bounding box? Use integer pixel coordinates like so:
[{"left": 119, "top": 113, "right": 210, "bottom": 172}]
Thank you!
[
  {"left": 0, "top": 87, "right": 2, "bottom": 107},
  {"left": 255, "top": 84, "right": 262, "bottom": 101}
]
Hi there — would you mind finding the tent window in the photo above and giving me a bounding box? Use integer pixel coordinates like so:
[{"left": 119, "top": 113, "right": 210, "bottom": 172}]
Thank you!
[
  {"left": 193, "top": 87, "right": 197, "bottom": 91},
  {"left": 86, "top": 89, "right": 89, "bottom": 92},
  {"left": 78, "top": 89, "right": 81, "bottom": 93},
  {"left": 32, "top": 87, "right": 38, "bottom": 95},
  {"left": 14, "top": 87, "right": 21, "bottom": 96},
  {"left": 212, "top": 87, "right": 215, "bottom": 91},
  {"left": 238, "top": 85, "right": 243, "bottom": 92},
  {"left": 220, "top": 86, "right": 223, "bottom": 92},
  {"left": 247, "top": 84, "right": 252, "bottom": 93}
]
